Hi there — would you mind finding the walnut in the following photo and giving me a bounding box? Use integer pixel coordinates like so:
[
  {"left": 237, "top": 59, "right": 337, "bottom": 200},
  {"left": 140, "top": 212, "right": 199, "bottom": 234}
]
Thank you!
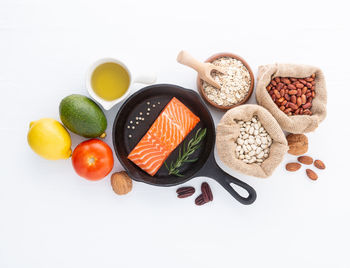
[
  {"left": 286, "top": 134, "right": 308, "bottom": 156},
  {"left": 111, "top": 171, "right": 133, "bottom": 195}
]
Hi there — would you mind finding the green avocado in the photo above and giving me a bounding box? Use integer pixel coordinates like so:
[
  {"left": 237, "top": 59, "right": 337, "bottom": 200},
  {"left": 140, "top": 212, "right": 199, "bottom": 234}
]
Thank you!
[{"left": 59, "top": 94, "right": 107, "bottom": 138}]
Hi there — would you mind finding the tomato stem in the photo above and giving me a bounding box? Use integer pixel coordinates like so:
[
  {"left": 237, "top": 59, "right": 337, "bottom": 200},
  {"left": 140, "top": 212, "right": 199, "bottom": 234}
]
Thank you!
[{"left": 88, "top": 156, "right": 96, "bottom": 165}]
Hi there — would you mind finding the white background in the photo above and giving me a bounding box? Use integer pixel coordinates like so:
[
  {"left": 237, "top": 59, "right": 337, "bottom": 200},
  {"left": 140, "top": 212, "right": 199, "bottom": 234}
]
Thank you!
[{"left": 1, "top": 0, "right": 349, "bottom": 267}]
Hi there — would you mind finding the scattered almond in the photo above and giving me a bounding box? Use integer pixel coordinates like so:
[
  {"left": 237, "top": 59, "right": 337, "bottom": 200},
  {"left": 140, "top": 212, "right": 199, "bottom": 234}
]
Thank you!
[
  {"left": 111, "top": 171, "right": 133, "bottom": 195},
  {"left": 298, "top": 155, "right": 313, "bottom": 165},
  {"left": 286, "top": 134, "right": 308, "bottom": 156},
  {"left": 286, "top": 162, "right": 301, "bottom": 172},
  {"left": 314, "top": 160, "right": 326, "bottom": 170},
  {"left": 306, "top": 169, "right": 318, "bottom": 180}
]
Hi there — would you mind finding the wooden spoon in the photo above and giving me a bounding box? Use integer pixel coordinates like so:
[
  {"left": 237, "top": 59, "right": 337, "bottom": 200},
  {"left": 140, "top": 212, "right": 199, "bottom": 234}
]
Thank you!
[{"left": 177, "top": 50, "right": 225, "bottom": 89}]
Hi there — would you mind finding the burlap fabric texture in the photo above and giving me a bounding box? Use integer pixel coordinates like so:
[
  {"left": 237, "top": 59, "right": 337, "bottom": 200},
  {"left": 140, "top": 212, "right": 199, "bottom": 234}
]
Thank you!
[
  {"left": 216, "top": 104, "right": 288, "bottom": 178},
  {"left": 256, "top": 63, "right": 327, "bottom": 133}
]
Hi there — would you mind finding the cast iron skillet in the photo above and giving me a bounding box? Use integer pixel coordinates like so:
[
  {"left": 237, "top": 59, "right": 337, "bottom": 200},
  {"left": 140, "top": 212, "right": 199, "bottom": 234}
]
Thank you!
[{"left": 112, "top": 84, "right": 257, "bottom": 205}]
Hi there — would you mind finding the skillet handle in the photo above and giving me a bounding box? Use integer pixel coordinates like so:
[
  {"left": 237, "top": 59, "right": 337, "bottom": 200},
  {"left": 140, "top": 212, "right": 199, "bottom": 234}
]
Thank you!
[{"left": 197, "top": 152, "right": 257, "bottom": 205}]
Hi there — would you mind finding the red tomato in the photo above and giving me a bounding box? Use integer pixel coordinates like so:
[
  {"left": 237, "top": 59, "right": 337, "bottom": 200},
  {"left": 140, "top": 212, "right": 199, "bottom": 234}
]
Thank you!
[{"left": 72, "top": 139, "right": 114, "bottom": 181}]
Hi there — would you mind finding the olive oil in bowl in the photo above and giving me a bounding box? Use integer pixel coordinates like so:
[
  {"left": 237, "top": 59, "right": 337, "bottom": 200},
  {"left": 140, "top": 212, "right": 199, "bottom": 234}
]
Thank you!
[{"left": 91, "top": 62, "right": 130, "bottom": 101}]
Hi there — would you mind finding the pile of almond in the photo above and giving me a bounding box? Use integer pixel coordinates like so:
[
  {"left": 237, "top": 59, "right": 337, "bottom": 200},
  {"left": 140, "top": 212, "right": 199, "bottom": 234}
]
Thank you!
[
  {"left": 266, "top": 74, "right": 316, "bottom": 116},
  {"left": 286, "top": 156, "right": 325, "bottom": 180},
  {"left": 285, "top": 134, "right": 325, "bottom": 180}
]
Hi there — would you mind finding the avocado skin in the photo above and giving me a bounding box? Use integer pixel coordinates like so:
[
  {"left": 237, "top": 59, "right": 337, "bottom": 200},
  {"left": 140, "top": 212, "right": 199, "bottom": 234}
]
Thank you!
[{"left": 59, "top": 94, "right": 107, "bottom": 138}]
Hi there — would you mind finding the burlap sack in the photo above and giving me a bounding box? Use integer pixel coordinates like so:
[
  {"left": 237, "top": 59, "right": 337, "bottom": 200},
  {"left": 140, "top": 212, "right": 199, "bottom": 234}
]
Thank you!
[
  {"left": 256, "top": 63, "right": 327, "bottom": 133},
  {"left": 216, "top": 104, "right": 288, "bottom": 178}
]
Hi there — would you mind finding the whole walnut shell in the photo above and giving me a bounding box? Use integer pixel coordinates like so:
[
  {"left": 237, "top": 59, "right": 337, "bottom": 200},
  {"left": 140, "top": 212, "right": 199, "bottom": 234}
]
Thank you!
[
  {"left": 111, "top": 171, "right": 133, "bottom": 195},
  {"left": 286, "top": 134, "right": 308, "bottom": 156}
]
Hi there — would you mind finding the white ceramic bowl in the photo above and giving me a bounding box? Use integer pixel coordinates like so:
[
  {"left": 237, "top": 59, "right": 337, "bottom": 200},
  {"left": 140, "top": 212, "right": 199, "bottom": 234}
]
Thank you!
[{"left": 86, "top": 57, "right": 156, "bottom": 110}]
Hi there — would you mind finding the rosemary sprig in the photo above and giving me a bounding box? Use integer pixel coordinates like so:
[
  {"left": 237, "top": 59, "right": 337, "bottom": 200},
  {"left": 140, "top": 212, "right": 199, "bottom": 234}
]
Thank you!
[{"left": 165, "top": 128, "right": 207, "bottom": 177}]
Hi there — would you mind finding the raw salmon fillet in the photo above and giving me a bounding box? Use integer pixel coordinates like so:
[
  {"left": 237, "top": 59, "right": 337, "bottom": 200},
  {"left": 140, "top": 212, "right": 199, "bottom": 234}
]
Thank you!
[{"left": 128, "top": 97, "right": 200, "bottom": 176}]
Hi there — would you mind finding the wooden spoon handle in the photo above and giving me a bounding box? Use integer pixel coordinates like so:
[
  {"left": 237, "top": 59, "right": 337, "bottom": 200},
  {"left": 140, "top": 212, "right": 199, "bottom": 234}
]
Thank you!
[{"left": 176, "top": 50, "right": 205, "bottom": 73}]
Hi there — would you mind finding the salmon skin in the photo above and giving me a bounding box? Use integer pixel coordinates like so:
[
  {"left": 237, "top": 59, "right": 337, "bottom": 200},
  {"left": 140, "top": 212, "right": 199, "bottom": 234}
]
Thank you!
[{"left": 128, "top": 97, "right": 200, "bottom": 176}]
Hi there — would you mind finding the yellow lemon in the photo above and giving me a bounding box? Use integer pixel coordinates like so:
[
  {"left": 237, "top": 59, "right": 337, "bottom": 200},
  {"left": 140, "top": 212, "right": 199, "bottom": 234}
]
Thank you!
[{"left": 27, "top": 118, "right": 72, "bottom": 160}]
